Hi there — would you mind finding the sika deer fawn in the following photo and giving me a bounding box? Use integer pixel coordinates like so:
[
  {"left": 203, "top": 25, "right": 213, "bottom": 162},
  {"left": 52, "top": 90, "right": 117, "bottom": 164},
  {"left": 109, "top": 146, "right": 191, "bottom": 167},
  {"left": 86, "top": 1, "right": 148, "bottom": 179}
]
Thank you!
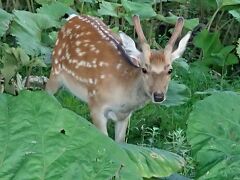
[{"left": 46, "top": 14, "right": 191, "bottom": 142}]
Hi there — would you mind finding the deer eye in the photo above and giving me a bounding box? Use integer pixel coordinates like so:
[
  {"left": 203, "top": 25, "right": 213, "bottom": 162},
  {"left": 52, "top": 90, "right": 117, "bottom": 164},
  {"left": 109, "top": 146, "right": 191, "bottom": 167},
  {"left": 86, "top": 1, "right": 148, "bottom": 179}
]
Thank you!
[
  {"left": 142, "top": 68, "right": 148, "bottom": 74},
  {"left": 168, "top": 69, "right": 173, "bottom": 74}
]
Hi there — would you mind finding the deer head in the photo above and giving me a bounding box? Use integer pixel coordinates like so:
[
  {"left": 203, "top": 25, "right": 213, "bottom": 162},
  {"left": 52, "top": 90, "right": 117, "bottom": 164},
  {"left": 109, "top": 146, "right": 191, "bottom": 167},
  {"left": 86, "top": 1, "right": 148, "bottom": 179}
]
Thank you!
[{"left": 120, "top": 15, "right": 191, "bottom": 103}]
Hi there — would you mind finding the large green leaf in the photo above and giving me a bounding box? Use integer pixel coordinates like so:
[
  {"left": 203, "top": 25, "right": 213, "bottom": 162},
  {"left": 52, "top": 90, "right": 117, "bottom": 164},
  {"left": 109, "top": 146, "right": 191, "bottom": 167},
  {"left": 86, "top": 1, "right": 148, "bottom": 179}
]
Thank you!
[
  {"left": 0, "top": 91, "right": 184, "bottom": 179},
  {"left": 37, "top": 2, "right": 75, "bottom": 21},
  {"left": 36, "top": 0, "right": 74, "bottom": 6},
  {"left": 0, "top": 91, "right": 139, "bottom": 179},
  {"left": 156, "top": 14, "right": 199, "bottom": 31},
  {"left": 190, "top": 0, "right": 217, "bottom": 9},
  {"left": 132, "top": 0, "right": 186, "bottom": 3},
  {"left": 10, "top": 10, "right": 58, "bottom": 59},
  {"left": 121, "top": 144, "right": 185, "bottom": 178},
  {"left": 162, "top": 81, "right": 190, "bottom": 107},
  {"left": 121, "top": 0, "right": 157, "bottom": 19},
  {"left": 193, "top": 30, "right": 238, "bottom": 67},
  {"left": 229, "top": 9, "right": 240, "bottom": 22},
  {"left": 186, "top": 92, "right": 240, "bottom": 179},
  {"left": 172, "top": 0, "right": 240, "bottom": 11},
  {"left": 193, "top": 30, "right": 222, "bottom": 57},
  {"left": 97, "top": 1, "right": 121, "bottom": 17},
  {"left": 0, "top": 9, "right": 13, "bottom": 37},
  {"left": 216, "top": 0, "right": 240, "bottom": 9},
  {"left": 132, "top": 0, "right": 167, "bottom": 3}
]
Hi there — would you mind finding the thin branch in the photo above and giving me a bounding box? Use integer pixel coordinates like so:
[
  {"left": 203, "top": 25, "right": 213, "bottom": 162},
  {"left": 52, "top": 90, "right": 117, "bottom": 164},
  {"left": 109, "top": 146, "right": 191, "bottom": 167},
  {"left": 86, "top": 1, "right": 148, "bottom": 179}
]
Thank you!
[{"left": 207, "top": 7, "right": 221, "bottom": 31}]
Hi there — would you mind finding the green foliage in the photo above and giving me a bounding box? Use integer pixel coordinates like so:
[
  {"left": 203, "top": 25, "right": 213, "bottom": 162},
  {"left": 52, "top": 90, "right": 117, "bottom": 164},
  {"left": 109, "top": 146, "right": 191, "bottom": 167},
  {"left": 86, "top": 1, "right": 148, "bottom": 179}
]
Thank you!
[
  {"left": 37, "top": 2, "right": 75, "bottom": 21},
  {"left": 98, "top": 1, "right": 121, "bottom": 17},
  {"left": 10, "top": 10, "right": 57, "bottom": 59},
  {"left": 193, "top": 30, "right": 238, "bottom": 68},
  {"left": 36, "top": 0, "right": 75, "bottom": 6},
  {"left": 190, "top": 0, "right": 217, "bottom": 9},
  {"left": 97, "top": 0, "right": 157, "bottom": 23},
  {"left": 0, "top": 91, "right": 184, "bottom": 179},
  {"left": 187, "top": 92, "right": 240, "bottom": 179},
  {"left": 215, "top": 0, "right": 240, "bottom": 9},
  {"left": 163, "top": 129, "right": 195, "bottom": 177},
  {"left": 156, "top": 14, "right": 199, "bottom": 31},
  {"left": 194, "top": 0, "right": 240, "bottom": 31},
  {"left": 229, "top": 9, "right": 240, "bottom": 22},
  {"left": 121, "top": 143, "right": 185, "bottom": 178},
  {"left": 0, "top": 2, "right": 75, "bottom": 94},
  {"left": 1, "top": 2, "right": 74, "bottom": 64},
  {"left": 121, "top": 0, "right": 157, "bottom": 19},
  {"left": 0, "top": 9, "right": 13, "bottom": 37},
  {"left": 0, "top": 44, "right": 27, "bottom": 83},
  {"left": 0, "top": 43, "right": 46, "bottom": 93},
  {"left": 162, "top": 81, "right": 190, "bottom": 107}
]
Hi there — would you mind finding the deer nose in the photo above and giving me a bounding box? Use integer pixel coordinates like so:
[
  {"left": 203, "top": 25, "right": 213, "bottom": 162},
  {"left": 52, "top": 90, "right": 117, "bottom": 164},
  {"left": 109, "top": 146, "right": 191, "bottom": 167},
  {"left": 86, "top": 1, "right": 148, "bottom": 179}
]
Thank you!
[{"left": 153, "top": 92, "right": 165, "bottom": 103}]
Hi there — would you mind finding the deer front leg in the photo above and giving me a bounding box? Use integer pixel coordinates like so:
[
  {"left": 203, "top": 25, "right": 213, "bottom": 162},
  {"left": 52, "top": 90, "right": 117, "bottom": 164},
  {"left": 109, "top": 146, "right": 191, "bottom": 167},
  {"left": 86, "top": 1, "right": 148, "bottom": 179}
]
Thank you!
[
  {"left": 89, "top": 100, "right": 108, "bottom": 136},
  {"left": 91, "top": 109, "right": 108, "bottom": 136},
  {"left": 115, "top": 114, "right": 131, "bottom": 143}
]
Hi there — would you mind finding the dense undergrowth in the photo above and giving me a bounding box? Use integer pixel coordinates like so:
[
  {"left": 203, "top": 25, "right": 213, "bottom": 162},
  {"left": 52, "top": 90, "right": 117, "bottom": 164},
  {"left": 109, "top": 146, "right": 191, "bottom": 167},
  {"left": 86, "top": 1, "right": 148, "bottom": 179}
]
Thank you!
[{"left": 0, "top": 0, "right": 240, "bottom": 179}]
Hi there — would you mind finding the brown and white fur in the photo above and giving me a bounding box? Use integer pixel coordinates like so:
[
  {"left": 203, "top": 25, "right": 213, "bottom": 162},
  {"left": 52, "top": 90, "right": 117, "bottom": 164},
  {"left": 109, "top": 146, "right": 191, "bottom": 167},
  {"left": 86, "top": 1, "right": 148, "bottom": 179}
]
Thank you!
[{"left": 46, "top": 14, "right": 191, "bottom": 142}]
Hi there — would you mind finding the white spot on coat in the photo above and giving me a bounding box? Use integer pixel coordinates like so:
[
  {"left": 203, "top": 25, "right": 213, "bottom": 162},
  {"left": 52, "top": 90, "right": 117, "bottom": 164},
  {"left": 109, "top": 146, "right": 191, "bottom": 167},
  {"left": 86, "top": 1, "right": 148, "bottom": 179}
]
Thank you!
[
  {"left": 99, "top": 61, "right": 108, "bottom": 67},
  {"left": 76, "top": 41, "right": 81, "bottom": 46},
  {"left": 116, "top": 64, "right": 122, "bottom": 70},
  {"left": 58, "top": 48, "right": 62, "bottom": 56},
  {"left": 76, "top": 48, "right": 86, "bottom": 57},
  {"left": 89, "top": 78, "right": 93, "bottom": 84},
  {"left": 76, "top": 61, "right": 86, "bottom": 68}
]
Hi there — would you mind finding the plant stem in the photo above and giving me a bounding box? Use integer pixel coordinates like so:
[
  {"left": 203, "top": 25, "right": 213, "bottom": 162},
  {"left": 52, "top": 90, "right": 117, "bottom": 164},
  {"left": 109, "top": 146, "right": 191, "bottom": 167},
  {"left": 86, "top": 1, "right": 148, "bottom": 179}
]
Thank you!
[
  {"left": 215, "top": 11, "right": 224, "bottom": 30},
  {"left": 30, "top": 0, "right": 34, "bottom": 12},
  {"left": 220, "top": 66, "right": 225, "bottom": 90},
  {"left": 6, "top": 0, "right": 10, "bottom": 11},
  {"left": 12, "top": 0, "right": 15, "bottom": 9},
  {"left": 218, "top": 19, "right": 232, "bottom": 31},
  {"left": 159, "top": 0, "right": 163, "bottom": 15},
  {"left": 148, "top": 20, "right": 153, "bottom": 45},
  {"left": 200, "top": 0, "right": 204, "bottom": 20},
  {"left": 125, "top": 119, "right": 130, "bottom": 143},
  {"left": 153, "top": 0, "right": 157, "bottom": 14},
  {"left": 223, "top": 18, "right": 234, "bottom": 44},
  {"left": 26, "top": 0, "right": 32, "bottom": 12},
  {"left": 17, "top": 0, "right": 21, "bottom": 9},
  {"left": 236, "top": 24, "right": 240, "bottom": 41},
  {"left": 81, "top": 2, "right": 85, "bottom": 14},
  {"left": 207, "top": 7, "right": 221, "bottom": 31},
  {"left": 115, "top": 17, "right": 119, "bottom": 31}
]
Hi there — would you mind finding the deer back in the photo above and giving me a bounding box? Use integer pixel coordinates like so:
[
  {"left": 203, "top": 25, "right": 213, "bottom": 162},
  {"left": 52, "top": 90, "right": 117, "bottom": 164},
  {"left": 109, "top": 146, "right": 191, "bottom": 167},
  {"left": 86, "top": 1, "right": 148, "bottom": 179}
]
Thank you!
[{"left": 52, "top": 16, "right": 140, "bottom": 96}]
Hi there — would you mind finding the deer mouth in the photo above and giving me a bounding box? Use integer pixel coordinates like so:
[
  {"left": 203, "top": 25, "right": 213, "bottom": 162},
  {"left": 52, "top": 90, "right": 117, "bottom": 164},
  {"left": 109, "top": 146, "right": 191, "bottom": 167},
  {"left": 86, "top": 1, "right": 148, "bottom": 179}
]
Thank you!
[
  {"left": 152, "top": 93, "right": 166, "bottom": 103},
  {"left": 152, "top": 98, "right": 166, "bottom": 104}
]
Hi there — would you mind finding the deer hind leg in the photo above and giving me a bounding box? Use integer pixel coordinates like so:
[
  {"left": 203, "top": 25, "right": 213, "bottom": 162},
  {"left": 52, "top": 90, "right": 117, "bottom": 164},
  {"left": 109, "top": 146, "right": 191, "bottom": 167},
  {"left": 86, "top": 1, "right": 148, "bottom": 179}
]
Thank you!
[
  {"left": 115, "top": 113, "right": 131, "bottom": 143},
  {"left": 45, "top": 72, "right": 61, "bottom": 94}
]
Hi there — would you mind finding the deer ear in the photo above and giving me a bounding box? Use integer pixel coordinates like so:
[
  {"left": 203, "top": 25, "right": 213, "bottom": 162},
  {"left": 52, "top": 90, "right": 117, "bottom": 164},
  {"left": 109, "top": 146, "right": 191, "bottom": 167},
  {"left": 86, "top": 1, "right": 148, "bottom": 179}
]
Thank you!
[
  {"left": 171, "top": 31, "right": 192, "bottom": 61},
  {"left": 119, "top": 32, "right": 142, "bottom": 67}
]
